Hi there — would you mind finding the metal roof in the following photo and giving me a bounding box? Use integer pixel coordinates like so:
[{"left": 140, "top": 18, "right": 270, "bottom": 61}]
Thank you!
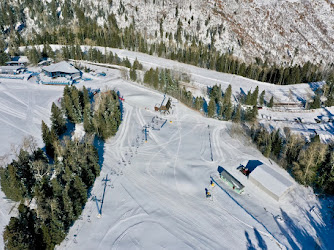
[
  {"left": 250, "top": 163, "right": 293, "bottom": 198},
  {"left": 42, "top": 61, "right": 80, "bottom": 74},
  {"left": 219, "top": 167, "right": 244, "bottom": 190}
]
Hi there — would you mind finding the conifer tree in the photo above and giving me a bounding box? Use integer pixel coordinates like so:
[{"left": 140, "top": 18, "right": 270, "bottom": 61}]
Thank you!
[
  {"left": 251, "top": 86, "right": 259, "bottom": 105},
  {"left": 51, "top": 103, "right": 66, "bottom": 136},
  {"left": 27, "top": 46, "right": 40, "bottom": 65},
  {"left": 232, "top": 104, "right": 241, "bottom": 123},
  {"left": 310, "top": 93, "right": 321, "bottom": 109},
  {"left": 224, "top": 102, "right": 233, "bottom": 121},
  {"left": 0, "top": 49, "right": 9, "bottom": 65},
  {"left": 268, "top": 96, "right": 274, "bottom": 108},
  {"left": 70, "top": 86, "right": 83, "bottom": 123},
  {"left": 130, "top": 67, "right": 137, "bottom": 81},
  {"left": 264, "top": 137, "right": 272, "bottom": 157},
  {"left": 82, "top": 86, "right": 90, "bottom": 109},
  {"left": 259, "top": 90, "right": 265, "bottom": 106},
  {"left": 83, "top": 104, "right": 94, "bottom": 134},
  {"left": 251, "top": 105, "right": 258, "bottom": 121},
  {"left": 223, "top": 84, "right": 232, "bottom": 104},
  {"left": 41, "top": 121, "right": 57, "bottom": 158},
  {"left": 208, "top": 98, "right": 216, "bottom": 118},
  {"left": 245, "top": 90, "right": 252, "bottom": 105}
]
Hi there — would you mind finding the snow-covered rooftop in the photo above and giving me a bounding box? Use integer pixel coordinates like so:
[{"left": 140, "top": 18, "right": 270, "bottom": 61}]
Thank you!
[
  {"left": 42, "top": 61, "right": 80, "bottom": 74},
  {"left": 0, "top": 66, "right": 25, "bottom": 70},
  {"left": 250, "top": 163, "right": 293, "bottom": 200}
]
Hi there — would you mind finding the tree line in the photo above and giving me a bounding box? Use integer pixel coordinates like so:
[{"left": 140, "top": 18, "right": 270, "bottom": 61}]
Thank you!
[
  {"left": 1, "top": 0, "right": 332, "bottom": 85},
  {"left": 250, "top": 126, "right": 334, "bottom": 195},
  {"left": 143, "top": 67, "right": 263, "bottom": 123},
  {"left": 0, "top": 135, "right": 100, "bottom": 249},
  {"left": 0, "top": 85, "right": 122, "bottom": 249}
]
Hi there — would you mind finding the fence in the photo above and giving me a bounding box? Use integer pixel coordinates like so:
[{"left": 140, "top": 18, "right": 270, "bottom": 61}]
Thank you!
[
  {"left": 40, "top": 80, "right": 71, "bottom": 85},
  {"left": 0, "top": 74, "right": 24, "bottom": 80}
]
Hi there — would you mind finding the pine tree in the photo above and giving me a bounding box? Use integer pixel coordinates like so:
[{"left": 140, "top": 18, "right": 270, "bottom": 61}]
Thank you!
[
  {"left": 3, "top": 205, "right": 41, "bottom": 249},
  {"left": 245, "top": 90, "right": 252, "bottom": 105},
  {"left": 223, "top": 102, "right": 233, "bottom": 120},
  {"left": 27, "top": 46, "right": 40, "bottom": 65},
  {"left": 310, "top": 93, "right": 321, "bottom": 109},
  {"left": 130, "top": 67, "right": 137, "bottom": 81},
  {"left": 51, "top": 103, "right": 66, "bottom": 136},
  {"left": 251, "top": 86, "right": 259, "bottom": 105},
  {"left": 264, "top": 137, "right": 272, "bottom": 157},
  {"left": 42, "top": 121, "right": 50, "bottom": 146},
  {"left": 208, "top": 98, "right": 216, "bottom": 118},
  {"left": 0, "top": 164, "right": 24, "bottom": 201},
  {"left": 41, "top": 121, "right": 56, "bottom": 158},
  {"left": 83, "top": 104, "right": 94, "bottom": 134},
  {"left": 268, "top": 96, "right": 274, "bottom": 108},
  {"left": 259, "top": 90, "right": 265, "bottom": 106},
  {"left": 232, "top": 104, "right": 241, "bottom": 123},
  {"left": 317, "top": 151, "right": 334, "bottom": 194},
  {"left": 251, "top": 105, "right": 258, "bottom": 122},
  {"left": 0, "top": 49, "right": 9, "bottom": 65},
  {"left": 223, "top": 84, "right": 232, "bottom": 104},
  {"left": 82, "top": 86, "right": 90, "bottom": 108},
  {"left": 70, "top": 86, "right": 83, "bottom": 123}
]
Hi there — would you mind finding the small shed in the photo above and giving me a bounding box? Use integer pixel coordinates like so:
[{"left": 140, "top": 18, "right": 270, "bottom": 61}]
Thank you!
[
  {"left": 218, "top": 166, "right": 244, "bottom": 194},
  {"left": 42, "top": 61, "right": 81, "bottom": 78},
  {"left": 38, "top": 60, "right": 51, "bottom": 67},
  {"left": 6, "top": 61, "right": 27, "bottom": 67},
  {"left": 249, "top": 163, "right": 293, "bottom": 201},
  {"left": 0, "top": 66, "right": 26, "bottom": 75}
]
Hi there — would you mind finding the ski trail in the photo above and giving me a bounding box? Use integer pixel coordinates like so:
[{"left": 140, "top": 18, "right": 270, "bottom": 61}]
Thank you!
[
  {"left": 0, "top": 100, "right": 26, "bottom": 120},
  {"left": 123, "top": 172, "right": 227, "bottom": 249},
  {"left": 2, "top": 91, "right": 28, "bottom": 107},
  {"left": 209, "top": 181, "right": 285, "bottom": 249}
]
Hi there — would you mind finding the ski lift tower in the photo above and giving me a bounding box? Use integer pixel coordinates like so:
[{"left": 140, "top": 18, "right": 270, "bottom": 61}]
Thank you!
[{"left": 97, "top": 174, "right": 111, "bottom": 218}]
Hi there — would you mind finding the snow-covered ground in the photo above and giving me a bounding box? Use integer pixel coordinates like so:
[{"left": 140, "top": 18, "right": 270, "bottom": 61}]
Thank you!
[{"left": 0, "top": 59, "right": 333, "bottom": 249}]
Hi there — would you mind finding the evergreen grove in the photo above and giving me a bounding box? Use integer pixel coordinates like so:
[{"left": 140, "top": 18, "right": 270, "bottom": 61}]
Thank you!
[{"left": 0, "top": 86, "right": 122, "bottom": 249}]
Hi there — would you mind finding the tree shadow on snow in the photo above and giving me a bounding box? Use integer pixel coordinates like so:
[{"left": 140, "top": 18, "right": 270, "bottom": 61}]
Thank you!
[
  {"left": 60, "top": 121, "right": 76, "bottom": 140},
  {"left": 244, "top": 231, "right": 256, "bottom": 250},
  {"left": 254, "top": 228, "right": 267, "bottom": 250},
  {"left": 274, "top": 208, "right": 323, "bottom": 249},
  {"left": 93, "top": 135, "right": 105, "bottom": 169},
  {"left": 308, "top": 82, "right": 325, "bottom": 93},
  {"left": 295, "top": 198, "right": 334, "bottom": 249}
]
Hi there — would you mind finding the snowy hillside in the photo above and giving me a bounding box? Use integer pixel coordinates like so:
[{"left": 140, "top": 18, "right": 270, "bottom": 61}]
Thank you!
[
  {"left": 0, "top": 52, "right": 333, "bottom": 249},
  {"left": 105, "top": 0, "right": 334, "bottom": 65},
  {"left": 3, "top": 0, "right": 334, "bottom": 66}
]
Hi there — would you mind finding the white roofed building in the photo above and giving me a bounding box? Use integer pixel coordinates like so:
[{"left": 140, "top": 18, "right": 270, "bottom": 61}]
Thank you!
[
  {"left": 249, "top": 163, "right": 294, "bottom": 201},
  {"left": 0, "top": 66, "right": 26, "bottom": 75},
  {"left": 5, "top": 56, "right": 29, "bottom": 66},
  {"left": 40, "top": 61, "right": 82, "bottom": 85},
  {"left": 42, "top": 61, "right": 81, "bottom": 79}
]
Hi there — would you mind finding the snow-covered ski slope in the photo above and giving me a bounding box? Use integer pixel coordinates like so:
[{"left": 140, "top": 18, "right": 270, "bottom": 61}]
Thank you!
[{"left": 0, "top": 58, "right": 333, "bottom": 249}]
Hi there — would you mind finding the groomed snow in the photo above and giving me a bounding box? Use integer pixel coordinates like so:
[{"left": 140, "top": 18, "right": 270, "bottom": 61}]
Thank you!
[{"left": 0, "top": 53, "right": 333, "bottom": 249}]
